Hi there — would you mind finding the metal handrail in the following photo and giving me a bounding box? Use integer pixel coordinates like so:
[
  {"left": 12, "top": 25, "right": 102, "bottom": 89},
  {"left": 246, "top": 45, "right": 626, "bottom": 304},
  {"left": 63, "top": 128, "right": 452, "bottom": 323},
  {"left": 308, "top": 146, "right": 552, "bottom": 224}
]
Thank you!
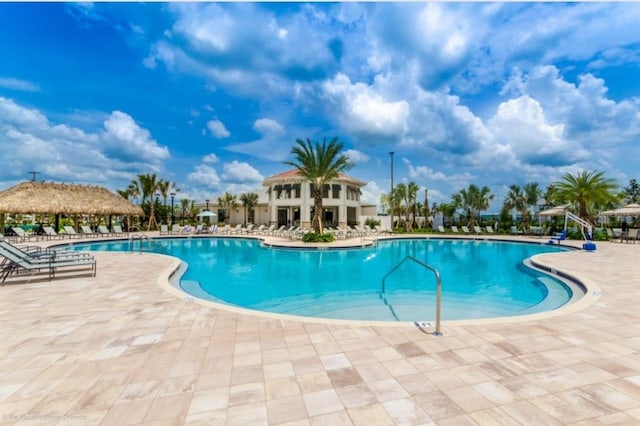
[
  {"left": 381, "top": 255, "right": 442, "bottom": 336},
  {"left": 129, "top": 233, "right": 151, "bottom": 253}
]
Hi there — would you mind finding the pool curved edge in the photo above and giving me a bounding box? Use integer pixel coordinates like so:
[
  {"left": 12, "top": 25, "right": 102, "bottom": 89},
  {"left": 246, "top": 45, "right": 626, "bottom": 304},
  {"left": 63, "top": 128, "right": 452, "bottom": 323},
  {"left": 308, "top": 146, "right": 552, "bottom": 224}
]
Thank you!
[{"left": 154, "top": 247, "right": 602, "bottom": 330}]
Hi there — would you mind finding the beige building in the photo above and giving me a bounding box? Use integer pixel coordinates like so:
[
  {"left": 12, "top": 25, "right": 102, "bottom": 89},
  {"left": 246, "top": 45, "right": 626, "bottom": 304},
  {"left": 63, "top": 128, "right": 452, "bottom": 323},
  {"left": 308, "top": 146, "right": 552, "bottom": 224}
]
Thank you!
[
  {"left": 262, "top": 169, "right": 367, "bottom": 229},
  {"left": 196, "top": 169, "right": 371, "bottom": 229}
]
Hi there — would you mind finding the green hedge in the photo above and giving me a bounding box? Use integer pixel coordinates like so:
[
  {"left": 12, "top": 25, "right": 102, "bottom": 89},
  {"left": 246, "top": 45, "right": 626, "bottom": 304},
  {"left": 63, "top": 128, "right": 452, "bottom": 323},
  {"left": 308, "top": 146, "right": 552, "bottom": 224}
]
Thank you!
[{"left": 302, "top": 232, "right": 335, "bottom": 243}]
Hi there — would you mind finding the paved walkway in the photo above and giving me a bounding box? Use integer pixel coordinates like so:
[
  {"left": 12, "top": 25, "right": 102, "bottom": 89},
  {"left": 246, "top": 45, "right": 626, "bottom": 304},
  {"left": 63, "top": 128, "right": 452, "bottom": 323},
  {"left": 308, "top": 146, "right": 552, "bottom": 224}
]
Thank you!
[{"left": 1, "top": 235, "right": 640, "bottom": 425}]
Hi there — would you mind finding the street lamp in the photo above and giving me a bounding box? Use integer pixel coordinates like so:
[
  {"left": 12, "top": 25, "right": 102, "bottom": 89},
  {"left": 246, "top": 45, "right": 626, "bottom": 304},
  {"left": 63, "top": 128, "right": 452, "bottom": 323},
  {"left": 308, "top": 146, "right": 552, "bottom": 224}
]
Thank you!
[
  {"left": 205, "top": 199, "right": 209, "bottom": 211},
  {"left": 170, "top": 192, "right": 176, "bottom": 225},
  {"left": 389, "top": 151, "right": 394, "bottom": 228},
  {"left": 182, "top": 205, "right": 186, "bottom": 225}
]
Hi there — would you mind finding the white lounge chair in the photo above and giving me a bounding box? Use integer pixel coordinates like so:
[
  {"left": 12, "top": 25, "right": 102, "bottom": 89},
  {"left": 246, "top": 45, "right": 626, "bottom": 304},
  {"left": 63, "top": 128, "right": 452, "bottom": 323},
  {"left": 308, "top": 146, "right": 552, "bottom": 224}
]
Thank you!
[
  {"left": 170, "top": 224, "right": 180, "bottom": 235},
  {"left": 486, "top": 226, "right": 495, "bottom": 233},
  {"left": 437, "top": 225, "right": 446, "bottom": 233},
  {"left": 0, "top": 237, "right": 96, "bottom": 282},
  {"left": 473, "top": 226, "right": 483, "bottom": 234},
  {"left": 42, "top": 226, "right": 62, "bottom": 240},
  {"left": 461, "top": 226, "right": 470, "bottom": 233},
  {"left": 181, "top": 225, "right": 192, "bottom": 235},
  {"left": 451, "top": 226, "right": 459, "bottom": 233},
  {"left": 112, "top": 225, "right": 126, "bottom": 236},
  {"left": 63, "top": 226, "right": 82, "bottom": 239},
  {"left": 98, "top": 225, "right": 112, "bottom": 236},
  {"left": 159, "top": 224, "right": 169, "bottom": 235},
  {"left": 80, "top": 225, "right": 97, "bottom": 237}
]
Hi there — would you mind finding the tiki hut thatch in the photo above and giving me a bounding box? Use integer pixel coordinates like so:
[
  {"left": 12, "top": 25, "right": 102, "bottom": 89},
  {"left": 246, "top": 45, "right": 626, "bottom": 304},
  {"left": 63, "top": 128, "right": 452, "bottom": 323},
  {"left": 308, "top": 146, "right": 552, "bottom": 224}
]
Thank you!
[{"left": 0, "top": 181, "right": 143, "bottom": 216}]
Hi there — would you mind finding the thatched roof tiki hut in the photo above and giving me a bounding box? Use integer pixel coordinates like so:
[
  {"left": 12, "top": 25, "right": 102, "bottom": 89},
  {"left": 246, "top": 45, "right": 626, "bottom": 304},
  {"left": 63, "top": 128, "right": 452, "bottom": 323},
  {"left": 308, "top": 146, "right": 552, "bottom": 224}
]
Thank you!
[{"left": 0, "top": 181, "right": 144, "bottom": 234}]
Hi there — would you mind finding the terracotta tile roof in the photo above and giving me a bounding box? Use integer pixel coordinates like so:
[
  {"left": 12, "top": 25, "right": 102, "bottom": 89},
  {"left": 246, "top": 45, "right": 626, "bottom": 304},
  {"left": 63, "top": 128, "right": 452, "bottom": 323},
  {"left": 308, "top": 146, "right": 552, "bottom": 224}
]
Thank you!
[{"left": 263, "top": 169, "right": 366, "bottom": 186}]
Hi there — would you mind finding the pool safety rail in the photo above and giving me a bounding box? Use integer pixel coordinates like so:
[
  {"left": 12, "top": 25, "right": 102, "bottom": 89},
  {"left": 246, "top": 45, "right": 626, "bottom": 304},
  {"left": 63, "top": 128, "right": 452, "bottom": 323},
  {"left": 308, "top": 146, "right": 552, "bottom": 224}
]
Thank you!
[
  {"left": 129, "top": 233, "right": 152, "bottom": 253},
  {"left": 381, "top": 255, "right": 443, "bottom": 336}
]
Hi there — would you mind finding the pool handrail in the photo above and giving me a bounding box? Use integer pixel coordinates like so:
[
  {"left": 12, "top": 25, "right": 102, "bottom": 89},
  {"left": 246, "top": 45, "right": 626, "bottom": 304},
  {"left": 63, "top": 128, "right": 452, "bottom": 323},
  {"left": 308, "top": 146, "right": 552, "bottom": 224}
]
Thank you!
[{"left": 381, "top": 255, "right": 442, "bottom": 336}]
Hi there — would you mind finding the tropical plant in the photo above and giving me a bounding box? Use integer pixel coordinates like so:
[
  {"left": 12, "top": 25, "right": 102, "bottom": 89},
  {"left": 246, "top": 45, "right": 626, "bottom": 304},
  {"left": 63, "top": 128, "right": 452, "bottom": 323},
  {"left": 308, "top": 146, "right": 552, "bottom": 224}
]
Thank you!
[
  {"left": 132, "top": 173, "right": 160, "bottom": 230},
  {"left": 218, "top": 192, "right": 237, "bottom": 224},
  {"left": 549, "top": 170, "right": 619, "bottom": 224},
  {"left": 406, "top": 181, "right": 420, "bottom": 231},
  {"left": 284, "top": 137, "right": 353, "bottom": 234},
  {"left": 623, "top": 178, "right": 640, "bottom": 203},
  {"left": 451, "top": 184, "right": 493, "bottom": 228},
  {"left": 504, "top": 182, "right": 541, "bottom": 231},
  {"left": 240, "top": 192, "right": 259, "bottom": 225},
  {"left": 392, "top": 183, "right": 407, "bottom": 230}
]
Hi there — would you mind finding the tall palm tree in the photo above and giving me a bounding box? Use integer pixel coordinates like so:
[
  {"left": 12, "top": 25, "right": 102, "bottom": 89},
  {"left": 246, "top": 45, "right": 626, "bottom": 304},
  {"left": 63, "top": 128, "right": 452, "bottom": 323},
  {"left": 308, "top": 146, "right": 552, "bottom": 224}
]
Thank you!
[
  {"left": 284, "top": 137, "right": 353, "bottom": 234},
  {"left": 116, "top": 189, "right": 130, "bottom": 200},
  {"left": 550, "top": 170, "right": 619, "bottom": 224},
  {"left": 524, "top": 182, "right": 542, "bottom": 212},
  {"left": 452, "top": 184, "right": 493, "bottom": 228},
  {"left": 406, "top": 181, "right": 420, "bottom": 231},
  {"left": 136, "top": 173, "right": 160, "bottom": 230},
  {"left": 218, "top": 192, "right": 237, "bottom": 224},
  {"left": 127, "top": 180, "right": 141, "bottom": 205},
  {"left": 504, "top": 185, "right": 527, "bottom": 231},
  {"left": 179, "top": 198, "right": 191, "bottom": 224},
  {"left": 240, "top": 192, "right": 259, "bottom": 225},
  {"left": 393, "top": 183, "right": 408, "bottom": 230}
]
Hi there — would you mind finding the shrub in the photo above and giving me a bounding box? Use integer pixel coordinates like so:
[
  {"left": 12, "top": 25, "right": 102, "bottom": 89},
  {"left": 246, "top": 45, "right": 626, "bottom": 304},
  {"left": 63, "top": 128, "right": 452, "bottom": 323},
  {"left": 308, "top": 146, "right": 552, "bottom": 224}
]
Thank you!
[
  {"left": 364, "top": 218, "right": 381, "bottom": 228},
  {"left": 302, "top": 232, "right": 335, "bottom": 243}
]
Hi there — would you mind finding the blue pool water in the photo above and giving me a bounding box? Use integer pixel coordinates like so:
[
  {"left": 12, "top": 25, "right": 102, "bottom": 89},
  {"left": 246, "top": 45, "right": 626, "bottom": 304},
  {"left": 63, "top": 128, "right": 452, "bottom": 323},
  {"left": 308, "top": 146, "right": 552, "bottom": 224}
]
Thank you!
[{"left": 67, "top": 237, "right": 575, "bottom": 321}]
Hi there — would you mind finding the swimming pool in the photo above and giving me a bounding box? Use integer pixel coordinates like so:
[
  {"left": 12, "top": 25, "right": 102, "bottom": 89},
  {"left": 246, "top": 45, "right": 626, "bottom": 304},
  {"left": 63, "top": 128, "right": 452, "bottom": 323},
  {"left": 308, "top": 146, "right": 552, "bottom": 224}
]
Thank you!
[{"left": 67, "top": 237, "right": 577, "bottom": 322}]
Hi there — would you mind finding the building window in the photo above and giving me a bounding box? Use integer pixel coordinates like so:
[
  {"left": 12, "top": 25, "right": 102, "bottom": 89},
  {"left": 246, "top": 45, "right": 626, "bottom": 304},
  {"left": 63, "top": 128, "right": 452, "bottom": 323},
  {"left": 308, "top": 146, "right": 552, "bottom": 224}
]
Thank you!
[{"left": 332, "top": 184, "right": 340, "bottom": 199}]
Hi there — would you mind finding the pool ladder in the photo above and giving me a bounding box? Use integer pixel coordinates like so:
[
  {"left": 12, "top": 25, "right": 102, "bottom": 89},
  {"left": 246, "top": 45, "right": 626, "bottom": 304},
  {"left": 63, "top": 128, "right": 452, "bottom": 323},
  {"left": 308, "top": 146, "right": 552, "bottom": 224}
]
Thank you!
[
  {"left": 129, "top": 233, "right": 152, "bottom": 253},
  {"left": 380, "top": 255, "right": 443, "bottom": 336}
]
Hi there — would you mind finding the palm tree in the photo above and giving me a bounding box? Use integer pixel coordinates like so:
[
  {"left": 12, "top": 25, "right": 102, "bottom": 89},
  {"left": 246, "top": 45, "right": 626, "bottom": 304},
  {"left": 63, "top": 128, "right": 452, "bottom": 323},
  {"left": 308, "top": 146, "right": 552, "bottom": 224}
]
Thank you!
[
  {"left": 504, "top": 185, "right": 527, "bottom": 231},
  {"left": 218, "top": 192, "right": 237, "bottom": 224},
  {"left": 452, "top": 184, "right": 493, "bottom": 228},
  {"left": 550, "top": 170, "right": 619, "bottom": 224},
  {"left": 284, "top": 137, "right": 353, "bottom": 234},
  {"left": 116, "top": 189, "right": 130, "bottom": 200},
  {"left": 406, "top": 181, "right": 420, "bottom": 231},
  {"left": 393, "top": 183, "right": 408, "bottom": 230},
  {"left": 179, "top": 198, "right": 191, "bottom": 224},
  {"left": 127, "top": 180, "right": 141, "bottom": 205},
  {"left": 240, "top": 192, "right": 259, "bottom": 225},
  {"left": 136, "top": 173, "right": 160, "bottom": 230}
]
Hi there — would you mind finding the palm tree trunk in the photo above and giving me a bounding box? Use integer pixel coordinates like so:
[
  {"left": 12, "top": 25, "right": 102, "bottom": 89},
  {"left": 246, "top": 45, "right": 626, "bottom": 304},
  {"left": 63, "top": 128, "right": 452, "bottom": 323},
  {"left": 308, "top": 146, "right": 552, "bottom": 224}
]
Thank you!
[{"left": 313, "top": 190, "right": 323, "bottom": 233}]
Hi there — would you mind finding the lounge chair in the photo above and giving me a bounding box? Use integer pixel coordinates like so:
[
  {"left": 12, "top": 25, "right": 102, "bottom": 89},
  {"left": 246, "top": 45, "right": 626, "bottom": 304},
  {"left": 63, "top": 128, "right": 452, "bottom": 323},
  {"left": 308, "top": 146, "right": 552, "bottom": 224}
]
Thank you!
[
  {"left": 63, "top": 226, "right": 82, "bottom": 239},
  {"left": 112, "top": 225, "right": 126, "bottom": 236},
  {"left": 159, "top": 224, "right": 169, "bottom": 235},
  {"left": 10, "top": 227, "right": 33, "bottom": 243},
  {"left": 510, "top": 226, "right": 523, "bottom": 235},
  {"left": 626, "top": 228, "right": 639, "bottom": 243},
  {"left": 243, "top": 224, "right": 254, "bottom": 234},
  {"left": 486, "top": 226, "right": 495, "bottom": 233},
  {"left": 98, "top": 225, "right": 112, "bottom": 237},
  {"left": 181, "top": 225, "right": 192, "bottom": 235},
  {"left": 473, "top": 226, "right": 483, "bottom": 234},
  {"left": 0, "top": 237, "right": 96, "bottom": 283},
  {"left": 232, "top": 224, "right": 243, "bottom": 234},
  {"left": 437, "top": 225, "right": 445, "bottom": 233},
  {"left": 194, "top": 224, "right": 204, "bottom": 234},
  {"left": 461, "top": 226, "right": 470, "bottom": 233},
  {"left": 253, "top": 224, "right": 265, "bottom": 235},
  {"left": 80, "top": 225, "right": 97, "bottom": 237},
  {"left": 170, "top": 224, "right": 180, "bottom": 235},
  {"left": 450, "top": 226, "right": 459, "bottom": 233},
  {"left": 41, "top": 226, "right": 60, "bottom": 240}
]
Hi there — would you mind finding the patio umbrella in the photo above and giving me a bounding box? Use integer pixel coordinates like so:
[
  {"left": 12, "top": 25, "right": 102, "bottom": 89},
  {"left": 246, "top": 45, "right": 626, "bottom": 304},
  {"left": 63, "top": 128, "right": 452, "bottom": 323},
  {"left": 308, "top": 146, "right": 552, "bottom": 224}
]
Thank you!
[
  {"left": 538, "top": 204, "right": 569, "bottom": 217},
  {"left": 601, "top": 203, "right": 640, "bottom": 217},
  {"left": 196, "top": 211, "right": 217, "bottom": 218}
]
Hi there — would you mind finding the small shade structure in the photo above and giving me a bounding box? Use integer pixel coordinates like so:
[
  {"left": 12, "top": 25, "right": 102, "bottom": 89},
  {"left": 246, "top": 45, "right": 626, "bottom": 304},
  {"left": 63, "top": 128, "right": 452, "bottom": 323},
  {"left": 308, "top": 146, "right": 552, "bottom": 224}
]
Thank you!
[
  {"left": 538, "top": 204, "right": 570, "bottom": 217},
  {"left": 601, "top": 203, "right": 640, "bottom": 217},
  {"left": 0, "top": 181, "right": 143, "bottom": 233},
  {"left": 196, "top": 210, "right": 217, "bottom": 223}
]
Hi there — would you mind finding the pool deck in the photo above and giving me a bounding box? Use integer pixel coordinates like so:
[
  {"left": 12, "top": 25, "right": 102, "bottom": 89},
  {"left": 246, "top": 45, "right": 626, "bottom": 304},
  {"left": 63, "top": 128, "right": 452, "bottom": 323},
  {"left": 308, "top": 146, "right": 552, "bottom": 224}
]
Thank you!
[{"left": 1, "top": 233, "right": 640, "bottom": 425}]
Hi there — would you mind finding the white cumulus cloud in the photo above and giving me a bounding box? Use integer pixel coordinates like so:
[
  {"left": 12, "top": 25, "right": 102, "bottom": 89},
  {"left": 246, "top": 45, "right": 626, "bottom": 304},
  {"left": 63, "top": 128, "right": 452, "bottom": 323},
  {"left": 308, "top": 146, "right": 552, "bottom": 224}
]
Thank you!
[
  {"left": 207, "top": 119, "right": 230, "bottom": 138},
  {"left": 221, "top": 160, "right": 264, "bottom": 184},
  {"left": 344, "top": 149, "right": 369, "bottom": 163},
  {"left": 187, "top": 164, "right": 221, "bottom": 189}
]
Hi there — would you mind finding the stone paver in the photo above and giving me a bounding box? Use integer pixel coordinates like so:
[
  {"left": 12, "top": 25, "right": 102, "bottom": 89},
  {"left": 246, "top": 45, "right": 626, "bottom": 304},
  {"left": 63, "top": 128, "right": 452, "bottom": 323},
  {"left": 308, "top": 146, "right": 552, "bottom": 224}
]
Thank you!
[{"left": 1, "top": 233, "right": 639, "bottom": 425}]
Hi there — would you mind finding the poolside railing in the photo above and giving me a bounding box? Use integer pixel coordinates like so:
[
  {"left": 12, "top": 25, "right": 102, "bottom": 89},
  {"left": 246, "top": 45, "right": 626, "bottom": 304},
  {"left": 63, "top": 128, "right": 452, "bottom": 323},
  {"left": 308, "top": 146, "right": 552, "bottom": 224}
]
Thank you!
[{"left": 381, "top": 255, "right": 442, "bottom": 336}]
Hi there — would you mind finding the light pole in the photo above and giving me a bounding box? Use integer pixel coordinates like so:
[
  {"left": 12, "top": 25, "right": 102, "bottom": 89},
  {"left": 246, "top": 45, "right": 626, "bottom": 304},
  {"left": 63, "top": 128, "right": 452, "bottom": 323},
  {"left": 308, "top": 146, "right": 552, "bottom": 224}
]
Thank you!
[
  {"left": 389, "top": 151, "right": 394, "bottom": 228},
  {"left": 205, "top": 199, "right": 209, "bottom": 211},
  {"left": 182, "top": 205, "right": 186, "bottom": 225},
  {"left": 170, "top": 192, "right": 175, "bottom": 225}
]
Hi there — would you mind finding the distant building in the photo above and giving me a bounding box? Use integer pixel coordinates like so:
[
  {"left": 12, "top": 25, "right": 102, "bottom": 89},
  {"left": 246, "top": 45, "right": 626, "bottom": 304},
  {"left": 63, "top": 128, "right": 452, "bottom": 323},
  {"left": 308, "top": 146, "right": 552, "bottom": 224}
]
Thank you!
[
  {"left": 262, "top": 169, "right": 368, "bottom": 229},
  {"left": 195, "top": 169, "right": 372, "bottom": 229}
]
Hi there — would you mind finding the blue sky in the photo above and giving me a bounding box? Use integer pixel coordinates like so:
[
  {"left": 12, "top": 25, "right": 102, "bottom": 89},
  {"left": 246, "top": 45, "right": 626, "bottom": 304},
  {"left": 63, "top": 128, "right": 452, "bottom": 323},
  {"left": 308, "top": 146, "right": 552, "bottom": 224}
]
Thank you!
[{"left": 1, "top": 2, "right": 639, "bottom": 211}]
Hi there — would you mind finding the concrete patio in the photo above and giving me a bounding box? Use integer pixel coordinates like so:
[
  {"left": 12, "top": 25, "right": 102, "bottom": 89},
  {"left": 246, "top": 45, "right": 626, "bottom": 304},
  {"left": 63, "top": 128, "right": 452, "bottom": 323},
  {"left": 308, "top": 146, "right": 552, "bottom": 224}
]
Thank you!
[{"left": 1, "top": 235, "right": 640, "bottom": 425}]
